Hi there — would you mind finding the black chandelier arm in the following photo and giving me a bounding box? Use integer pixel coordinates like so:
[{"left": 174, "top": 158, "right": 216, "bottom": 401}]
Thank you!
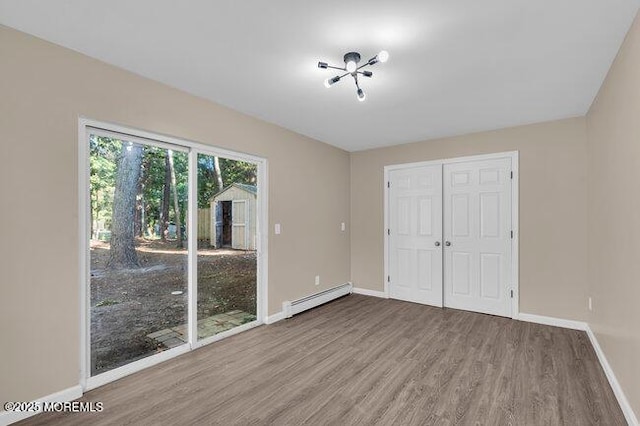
[
  {"left": 319, "top": 57, "right": 380, "bottom": 73},
  {"left": 356, "top": 61, "right": 372, "bottom": 71},
  {"left": 318, "top": 61, "right": 347, "bottom": 71}
]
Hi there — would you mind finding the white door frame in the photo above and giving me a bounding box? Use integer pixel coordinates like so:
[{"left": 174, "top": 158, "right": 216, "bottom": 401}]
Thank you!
[
  {"left": 78, "top": 117, "right": 269, "bottom": 391},
  {"left": 383, "top": 151, "right": 519, "bottom": 318}
]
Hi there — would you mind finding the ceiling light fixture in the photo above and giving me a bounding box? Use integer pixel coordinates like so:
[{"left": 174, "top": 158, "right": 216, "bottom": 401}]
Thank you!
[{"left": 318, "top": 50, "right": 389, "bottom": 102}]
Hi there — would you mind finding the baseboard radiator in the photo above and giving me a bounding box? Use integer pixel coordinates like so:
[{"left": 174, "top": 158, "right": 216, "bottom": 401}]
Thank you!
[{"left": 283, "top": 282, "right": 353, "bottom": 318}]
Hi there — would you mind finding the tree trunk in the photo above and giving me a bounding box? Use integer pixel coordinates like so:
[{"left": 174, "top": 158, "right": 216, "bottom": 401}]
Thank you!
[
  {"left": 168, "top": 150, "right": 184, "bottom": 248},
  {"left": 213, "top": 156, "right": 224, "bottom": 191},
  {"left": 136, "top": 154, "right": 150, "bottom": 237},
  {"left": 89, "top": 192, "right": 95, "bottom": 239},
  {"left": 160, "top": 153, "right": 171, "bottom": 241},
  {"left": 107, "top": 142, "right": 142, "bottom": 268},
  {"left": 134, "top": 180, "right": 143, "bottom": 237},
  {"left": 140, "top": 196, "right": 146, "bottom": 237}
]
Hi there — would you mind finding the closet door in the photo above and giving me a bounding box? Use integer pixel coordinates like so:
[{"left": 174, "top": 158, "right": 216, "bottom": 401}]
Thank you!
[
  {"left": 443, "top": 158, "right": 512, "bottom": 317},
  {"left": 388, "top": 165, "right": 443, "bottom": 306}
]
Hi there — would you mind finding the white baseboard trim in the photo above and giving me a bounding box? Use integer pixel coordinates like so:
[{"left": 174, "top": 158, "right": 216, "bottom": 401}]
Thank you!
[
  {"left": 586, "top": 326, "right": 639, "bottom": 426},
  {"left": 265, "top": 311, "right": 285, "bottom": 324},
  {"left": 518, "top": 313, "right": 637, "bottom": 424},
  {"left": 516, "top": 312, "right": 588, "bottom": 331},
  {"left": 0, "top": 384, "right": 83, "bottom": 426},
  {"left": 352, "top": 287, "right": 388, "bottom": 298}
]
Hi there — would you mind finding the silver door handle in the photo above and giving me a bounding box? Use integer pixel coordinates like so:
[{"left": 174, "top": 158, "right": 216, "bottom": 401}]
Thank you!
[
  {"left": 445, "top": 241, "right": 451, "bottom": 246},
  {"left": 434, "top": 241, "right": 441, "bottom": 247}
]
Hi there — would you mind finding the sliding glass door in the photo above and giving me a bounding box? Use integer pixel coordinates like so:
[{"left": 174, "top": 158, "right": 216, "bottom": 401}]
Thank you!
[
  {"left": 196, "top": 154, "right": 257, "bottom": 341},
  {"left": 84, "top": 123, "right": 263, "bottom": 385},
  {"left": 89, "top": 133, "right": 190, "bottom": 375}
]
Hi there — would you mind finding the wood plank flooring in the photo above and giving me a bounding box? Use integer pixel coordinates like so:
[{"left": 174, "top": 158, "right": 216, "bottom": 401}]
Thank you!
[{"left": 20, "top": 294, "right": 625, "bottom": 425}]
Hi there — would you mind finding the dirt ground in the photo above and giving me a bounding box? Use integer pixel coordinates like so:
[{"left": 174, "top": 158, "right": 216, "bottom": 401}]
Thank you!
[{"left": 90, "top": 238, "right": 256, "bottom": 375}]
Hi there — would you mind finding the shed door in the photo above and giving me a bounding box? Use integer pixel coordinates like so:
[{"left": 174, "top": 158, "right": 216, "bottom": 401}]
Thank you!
[
  {"left": 214, "top": 201, "right": 223, "bottom": 248},
  {"left": 232, "top": 200, "right": 247, "bottom": 250}
]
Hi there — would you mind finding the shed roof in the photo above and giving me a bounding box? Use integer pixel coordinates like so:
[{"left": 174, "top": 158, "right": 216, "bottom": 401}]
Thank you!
[{"left": 211, "top": 183, "right": 257, "bottom": 200}]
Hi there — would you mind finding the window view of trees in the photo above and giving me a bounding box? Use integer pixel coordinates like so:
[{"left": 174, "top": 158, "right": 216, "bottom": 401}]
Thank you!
[
  {"left": 89, "top": 135, "right": 258, "bottom": 375},
  {"left": 89, "top": 136, "right": 189, "bottom": 249}
]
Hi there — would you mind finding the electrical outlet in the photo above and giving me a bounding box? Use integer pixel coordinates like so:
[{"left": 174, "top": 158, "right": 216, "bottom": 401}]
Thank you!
[
  {"left": 274, "top": 224, "right": 281, "bottom": 235},
  {"left": 341, "top": 222, "right": 346, "bottom": 231},
  {"left": 588, "top": 297, "right": 592, "bottom": 311},
  {"left": 315, "top": 275, "right": 320, "bottom": 286}
]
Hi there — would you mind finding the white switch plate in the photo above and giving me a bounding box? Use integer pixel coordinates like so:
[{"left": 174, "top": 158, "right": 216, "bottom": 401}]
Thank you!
[
  {"left": 274, "top": 224, "right": 281, "bottom": 235},
  {"left": 341, "top": 222, "right": 346, "bottom": 231},
  {"left": 588, "top": 297, "right": 592, "bottom": 311},
  {"left": 315, "top": 275, "right": 320, "bottom": 286}
]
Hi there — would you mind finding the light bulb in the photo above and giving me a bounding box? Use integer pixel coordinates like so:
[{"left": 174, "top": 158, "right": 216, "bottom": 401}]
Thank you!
[
  {"left": 357, "top": 88, "right": 366, "bottom": 102},
  {"left": 346, "top": 60, "right": 357, "bottom": 73},
  {"left": 378, "top": 50, "right": 389, "bottom": 63},
  {"left": 325, "top": 76, "right": 340, "bottom": 88}
]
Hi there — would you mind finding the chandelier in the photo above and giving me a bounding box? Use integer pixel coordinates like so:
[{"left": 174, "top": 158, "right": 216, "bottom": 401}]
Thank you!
[{"left": 318, "top": 50, "right": 389, "bottom": 102}]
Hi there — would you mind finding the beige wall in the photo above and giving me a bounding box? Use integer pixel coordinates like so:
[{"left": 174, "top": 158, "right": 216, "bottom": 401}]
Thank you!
[
  {"left": 586, "top": 11, "right": 640, "bottom": 418},
  {"left": 350, "top": 117, "right": 589, "bottom": 321},
  {"left": 0, "top": 26, "right": 350, "bottom": 404}
]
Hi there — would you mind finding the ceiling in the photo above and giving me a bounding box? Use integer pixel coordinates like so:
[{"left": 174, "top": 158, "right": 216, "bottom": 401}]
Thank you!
[{"left": 0, "top": 1, "right": 638, "bottom": 151}]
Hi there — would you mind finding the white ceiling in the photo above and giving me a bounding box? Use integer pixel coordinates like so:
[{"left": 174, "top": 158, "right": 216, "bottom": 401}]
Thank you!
[{"left": 1, "top": 1, "right": 638, "bottom": 151}]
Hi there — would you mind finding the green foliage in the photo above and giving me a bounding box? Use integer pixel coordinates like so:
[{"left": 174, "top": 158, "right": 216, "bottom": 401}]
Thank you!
[
  {"left": 220, "top": 157, "right": 257, "bottom": 189},
  {"left": 89, "top": 136, "right": 120, "bottom": 232},
  {"left": 139, "top": 145, "right": 166, "bottom": 230},
  {"left": 197, "top": 155, "right": 217, "bottom": 209},
  {"left": 197, "top": 154, "right": 257, "bottom": 208},
  {"left": 139, "top": 146, "right": 187, "bottom": 231},
  {"left": 90, "top": 135, "right": 257, "bottom": 237},
  {"left": 172, "top": 150, "right": 189, "bottom": 223}
]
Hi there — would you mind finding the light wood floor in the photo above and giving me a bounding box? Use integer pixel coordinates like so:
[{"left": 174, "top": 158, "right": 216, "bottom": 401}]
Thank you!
[{"left": 21, "top": 294, "right": 625, "bottom": 425}]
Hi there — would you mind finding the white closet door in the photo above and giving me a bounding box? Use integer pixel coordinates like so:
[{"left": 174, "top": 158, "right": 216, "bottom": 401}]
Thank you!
[
  {"left": 443, "top": 158, "right": 512, "bottom": 317},
  {"left": 389, "top": 165, "right": 443, "bottom": 306}
]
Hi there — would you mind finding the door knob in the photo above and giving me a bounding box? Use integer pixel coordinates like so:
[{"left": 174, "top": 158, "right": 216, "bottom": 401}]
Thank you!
[
  {"left": 434, "top": 241, "right": 441, "bottom": 247},
  {"left": 445, "top": 241, "right": 451, "bottom": 246}
]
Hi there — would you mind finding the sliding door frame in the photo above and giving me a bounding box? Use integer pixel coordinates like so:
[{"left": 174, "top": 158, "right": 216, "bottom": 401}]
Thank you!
[
  {"left": 78, "top": 117, "right": 268, "bottom": 391},
  {"left": 383, "top": 151, "right": 519, "bottom": 318}
]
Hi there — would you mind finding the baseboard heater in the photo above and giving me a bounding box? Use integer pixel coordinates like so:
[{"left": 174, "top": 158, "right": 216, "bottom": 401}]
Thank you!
[{"left": 283, "top": 282, "right": 353, "bottom": 318}]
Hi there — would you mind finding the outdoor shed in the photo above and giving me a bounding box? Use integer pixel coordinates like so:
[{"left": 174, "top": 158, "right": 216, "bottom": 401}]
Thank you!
[{"left": 210, "top": 183, "right": 257, "bottom": 251}]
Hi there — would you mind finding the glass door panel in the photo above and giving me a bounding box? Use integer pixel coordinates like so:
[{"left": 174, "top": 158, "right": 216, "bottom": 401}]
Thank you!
[
  {"left": 89, "top": 134, "right": 189, "bottom": 375},
  {"left": 196, "top": 154, "right": 258, "bottom": 341}
]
